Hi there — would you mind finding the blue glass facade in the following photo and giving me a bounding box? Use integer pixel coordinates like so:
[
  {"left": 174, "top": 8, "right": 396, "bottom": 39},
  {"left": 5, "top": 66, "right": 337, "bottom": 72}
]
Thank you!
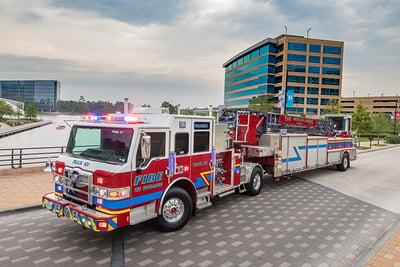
[
  {"left": 0, "top": 80, "right": 60, "bottom": 111},
  {"left": 223, "top": 35, "right": 343, "bottom": 115}
]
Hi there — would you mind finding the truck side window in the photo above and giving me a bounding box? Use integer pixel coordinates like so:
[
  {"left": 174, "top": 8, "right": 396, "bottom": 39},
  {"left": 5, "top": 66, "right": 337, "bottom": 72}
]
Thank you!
[
  {"left": 175, "top": 133, "right": 189, "bottom": 155},
  {"left": 193, "top": 131, "right": 210, "bottom": 153},
  {"left": 136, "top": 132, "right": 165, "bottom": 167}
]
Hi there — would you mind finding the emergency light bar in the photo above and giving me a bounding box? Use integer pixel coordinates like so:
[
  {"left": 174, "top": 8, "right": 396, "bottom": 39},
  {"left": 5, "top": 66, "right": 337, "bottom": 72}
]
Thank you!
[{"left": 82, "top": 113, "right": 142, "bottom": 124}]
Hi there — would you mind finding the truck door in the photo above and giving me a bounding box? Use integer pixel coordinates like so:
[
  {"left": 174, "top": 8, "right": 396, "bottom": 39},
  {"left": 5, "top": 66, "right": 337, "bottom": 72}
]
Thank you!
[
  {"left": 132, "top": 130, "right": 169, "bottom": 208},
  {"left": 190, "top": 120, "right": 213, "bottom": 191}
]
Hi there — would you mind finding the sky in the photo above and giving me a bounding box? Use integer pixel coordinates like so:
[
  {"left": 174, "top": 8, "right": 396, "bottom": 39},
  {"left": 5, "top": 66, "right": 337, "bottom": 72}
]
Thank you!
[{"left": 0, "top": 0, "right": 399, "bottom": 108}]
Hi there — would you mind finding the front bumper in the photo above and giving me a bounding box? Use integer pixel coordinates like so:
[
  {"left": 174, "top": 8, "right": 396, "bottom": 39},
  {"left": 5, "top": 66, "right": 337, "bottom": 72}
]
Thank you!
[{"left": 42, "top": 193, "right": 118, "bottom": 232}]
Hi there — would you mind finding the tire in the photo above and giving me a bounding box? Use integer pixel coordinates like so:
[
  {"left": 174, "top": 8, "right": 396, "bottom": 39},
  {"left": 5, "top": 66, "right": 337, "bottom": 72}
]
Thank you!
[
  {"left": 153, "top": 187, "right": 192, "bottom": 232},
  {"left": 246, "top": 167, "right": 263, "bottom": 196},
  {"left": 336, "top": 153, "right": 350, "bottom": 171}
]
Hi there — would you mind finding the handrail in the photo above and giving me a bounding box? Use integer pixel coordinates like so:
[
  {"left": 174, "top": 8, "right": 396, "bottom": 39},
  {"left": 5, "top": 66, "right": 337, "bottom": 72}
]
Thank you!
[{"left": 0, "top": 146, "right": 66, "bottom": 168}]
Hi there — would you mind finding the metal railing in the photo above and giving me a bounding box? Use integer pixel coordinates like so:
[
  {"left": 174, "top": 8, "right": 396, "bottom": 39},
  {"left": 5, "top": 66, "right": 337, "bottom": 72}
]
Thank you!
[{"left": 0, "top": 146, "right": 66, "bottom": 168}]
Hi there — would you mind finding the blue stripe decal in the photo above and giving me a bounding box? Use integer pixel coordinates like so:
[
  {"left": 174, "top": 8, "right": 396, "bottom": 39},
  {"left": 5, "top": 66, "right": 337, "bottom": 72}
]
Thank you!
[
  {"left": 93, "top": 197, "right": 130, "bottom": 209},
  {"left": 328, "top": 142, "right": 352, "bottom": 147},
  {"left": 131, "top": 191, "right": 163, "bottom": 206},
  {"left": 194, "top": 177, "right": 206, "bottom": 189},
  {"left": 108, "top": 218, "right": 117, "bottom": 229},
  {"left": 282, "top": 143, "right": 328, "bottom": 163}
]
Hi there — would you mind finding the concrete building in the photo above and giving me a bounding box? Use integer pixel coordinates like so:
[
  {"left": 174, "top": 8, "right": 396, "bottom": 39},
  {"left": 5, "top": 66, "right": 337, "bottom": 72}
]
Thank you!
[
  {"left": 0, "top": 80, "right": 60, "bottom": 112},
  {"left": 223, "top": 35, "right": 344, "bottom": 116},
  {"left": 341, "top": 96, "right": 400, "bottom": 115}
]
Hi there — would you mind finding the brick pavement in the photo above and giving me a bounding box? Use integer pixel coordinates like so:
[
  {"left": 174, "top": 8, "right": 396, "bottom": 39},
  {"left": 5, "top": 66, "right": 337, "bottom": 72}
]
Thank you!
[{"left": 0, "top": 144, "right": 399, "bottom": 265}]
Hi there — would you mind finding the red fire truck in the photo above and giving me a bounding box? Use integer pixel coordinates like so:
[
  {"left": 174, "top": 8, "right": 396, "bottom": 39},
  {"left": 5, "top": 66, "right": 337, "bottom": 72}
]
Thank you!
[{"left": 42, "top": 109, "right": 356, "bottom": 232}]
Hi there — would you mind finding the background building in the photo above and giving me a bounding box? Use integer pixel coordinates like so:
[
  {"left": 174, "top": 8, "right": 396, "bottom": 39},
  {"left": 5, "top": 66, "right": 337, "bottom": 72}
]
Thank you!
[
  {"left": 0, "top": 80, "right": 60, "bottom": 111},
  {"left": 341, "top": 96, "right": 400, "bottom": 115},
  {"left": 223, "top": 35, "right": 344, "bottom": 116}
]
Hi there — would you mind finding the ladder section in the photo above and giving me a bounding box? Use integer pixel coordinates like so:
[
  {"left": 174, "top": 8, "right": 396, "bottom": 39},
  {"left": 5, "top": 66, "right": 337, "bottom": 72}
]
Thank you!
[{"left": 235, "top": 111, "right": 250, "bottom": 143}]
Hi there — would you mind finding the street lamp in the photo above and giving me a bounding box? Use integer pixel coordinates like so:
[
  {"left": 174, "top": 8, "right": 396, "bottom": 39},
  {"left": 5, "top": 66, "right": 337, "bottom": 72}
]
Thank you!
[
  {"left": 307, "top": 27, "right": 312, "bottom": 38},
  {"left": 394, "top": 99, "right": 399, "bottom": 135}
]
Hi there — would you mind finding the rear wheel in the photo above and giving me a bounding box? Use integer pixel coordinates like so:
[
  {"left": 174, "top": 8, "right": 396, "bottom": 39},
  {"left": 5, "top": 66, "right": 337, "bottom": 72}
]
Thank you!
[
  {"left": 336, "top": 153, "right": 349, "bottom": 171},
  {"left": 246, "top": 167, "right": 263, "bottom": 196},
  {"left": 153, "top": 187, "right": 192, "bottom": 232}
]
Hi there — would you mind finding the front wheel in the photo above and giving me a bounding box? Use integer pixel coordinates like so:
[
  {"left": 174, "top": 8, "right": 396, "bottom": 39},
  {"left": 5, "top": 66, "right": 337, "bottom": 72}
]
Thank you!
[
  {"left": 246, "top": 167, "right": 263, "bottom": 196},
  {"left": 336, "top": 153, "right": 350, "bottom": 171},
  {"left": 153, "top": 187, "right": 192, "bottom": 232}
]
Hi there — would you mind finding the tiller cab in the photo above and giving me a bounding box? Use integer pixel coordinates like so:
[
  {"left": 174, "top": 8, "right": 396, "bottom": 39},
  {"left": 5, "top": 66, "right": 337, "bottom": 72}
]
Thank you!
[{"left": 42, "top": 109, "right": 356, "bottom": 232}]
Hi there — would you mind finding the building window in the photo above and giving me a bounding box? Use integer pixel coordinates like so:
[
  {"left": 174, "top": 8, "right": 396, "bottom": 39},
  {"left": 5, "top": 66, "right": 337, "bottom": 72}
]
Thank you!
[
  {"left": 323, "top": 46, "right": 341, "bottom": 55},
  {"left": 288, "top": 42, "right": 307, "bottom": 52},
  {"left": 306, "top": 108, "right": 318, "bottom": 115},
  {"left": 287, "top": 64, "right": 306, "bottom": 72},
  {"left": 323, "top": 57, "right": 341, "bottom": 65},
  {"left": 286, "top": 107, "right": 304, "bottom": 114},
  {"left": 307, "top": 87, "right": 319, "bottom": 94},
  {"left": 251, "top": 49, "right": 260, "bottom": 59},
  {"left": 277, "top": 44, "right": 284, "bottom": 52},
  {"left": 287, "top": 86, "right": 305, "bottom": 94},
  {"left": 288, "top": 75, "right": 305, "bottom": 83},
  {"left": 308, "top": 77, "right": 320, "bottom": 84},
  {"left": 321, "top": 88, "right": 339, "bottom": 95},
  {"left": 294, "top": 97, "right": 304, "bottom": 104},
  {"left": 309, "top": 56, "right": 320, "bottom": 63},
  {"left": 309, "top": 44, "right": 321, "bottom": 53},
  {"left": 276, "top": 65, "right": 283, "bottom": 73},
  {"left": 275, "top": 76, "right": 282, "bottom": 83},
  {"left": 276, "top": 55, "right": 283, "bottom": 63},
  {"left": 308, "top": 66, "right": 320, "bottom": 74},
  {"left": 288, "top": 54, "right": 306, "bottom": 62},
  {"left": 321, "top": 78, "right": 340, "bottom": 85},
  {"left": 322, "top": 67, "right": 340, "bottom": 75},
  {"left": 307, "top": 98, "right": 318, "bottom": 105}
]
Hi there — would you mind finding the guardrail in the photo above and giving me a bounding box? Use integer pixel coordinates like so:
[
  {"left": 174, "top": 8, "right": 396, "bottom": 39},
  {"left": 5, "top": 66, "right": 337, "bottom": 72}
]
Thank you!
[{"left": 0, "top": 146, "right": 66, "bottom": 168}]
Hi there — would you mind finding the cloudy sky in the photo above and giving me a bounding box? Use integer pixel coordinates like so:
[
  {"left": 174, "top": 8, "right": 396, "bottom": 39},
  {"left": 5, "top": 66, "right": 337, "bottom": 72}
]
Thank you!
[{"left": 0, "top": 0, "right": 399, "bottom": 108}]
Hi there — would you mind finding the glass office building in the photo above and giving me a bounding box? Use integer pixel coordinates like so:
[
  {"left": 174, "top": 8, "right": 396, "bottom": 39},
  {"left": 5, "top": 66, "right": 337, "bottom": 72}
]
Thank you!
[
  {"left": 223, "top": 35, "right": 344, "bottom": 116},
  {"left": 0, "top": 80, "right": 60, "bottom": 111}
]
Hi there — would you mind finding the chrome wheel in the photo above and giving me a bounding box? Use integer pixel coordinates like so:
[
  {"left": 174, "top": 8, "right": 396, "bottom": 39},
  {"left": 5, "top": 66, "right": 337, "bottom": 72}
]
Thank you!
[
  {"left": 253, "top": 173, "right": 261, "bottom": 191},
  {"left": 162, "top": 197, "right": 185, "bottom": 223}
]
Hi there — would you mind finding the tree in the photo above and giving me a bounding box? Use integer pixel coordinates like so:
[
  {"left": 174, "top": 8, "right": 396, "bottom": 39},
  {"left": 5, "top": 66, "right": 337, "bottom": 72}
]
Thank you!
[
  {"left": 371, "top": 113, "right": 391, "bottom": 145},
  {"left": 352, "top": 103, "right": 373, "bottom": 146},
  {"left": 161, "top": 101, "right": 178, "bottom": 114},
  {"left": 322, "top": 99, "right": 343, "bottom": 115},
  {"left": 0, "top": 101, "right": 14, "bottom": 120},
  {"left": 248, "top": 94, "right": 275, "bottom": 112},
  {"left": 25, "top": 102, "right": 38, "bottom": 120}
]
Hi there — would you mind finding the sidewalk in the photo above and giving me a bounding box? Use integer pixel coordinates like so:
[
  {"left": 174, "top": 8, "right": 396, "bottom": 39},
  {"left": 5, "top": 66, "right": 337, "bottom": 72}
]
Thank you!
[{"left": 0, "top": 144, "right": 399, "bottom": 266}]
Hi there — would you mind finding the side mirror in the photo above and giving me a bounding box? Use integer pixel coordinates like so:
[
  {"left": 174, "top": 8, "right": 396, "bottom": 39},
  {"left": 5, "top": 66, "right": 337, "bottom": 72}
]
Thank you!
[{"left": 141, "top": 135, "right": 151, "bottom": 160}]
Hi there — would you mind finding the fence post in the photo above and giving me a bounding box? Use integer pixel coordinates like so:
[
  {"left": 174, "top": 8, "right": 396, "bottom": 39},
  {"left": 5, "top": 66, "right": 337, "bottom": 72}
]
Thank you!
[
  {"left": 19, "top": 149, "right": 22, "bottom": 168},
  {"left": 11, "top": 149, "right": 14, "bottom": 168}
]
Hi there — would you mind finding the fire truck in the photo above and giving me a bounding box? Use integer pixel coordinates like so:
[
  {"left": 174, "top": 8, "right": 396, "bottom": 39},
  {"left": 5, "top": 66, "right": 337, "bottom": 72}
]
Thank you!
[{"left": 42, "top": 109, "right": 356, "bottom": 232}]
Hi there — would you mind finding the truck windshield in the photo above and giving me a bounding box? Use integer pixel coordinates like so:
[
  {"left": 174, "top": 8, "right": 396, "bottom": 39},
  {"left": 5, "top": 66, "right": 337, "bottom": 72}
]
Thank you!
[{"left": 66, "top": 126, "right": 133, "bottom": 164}]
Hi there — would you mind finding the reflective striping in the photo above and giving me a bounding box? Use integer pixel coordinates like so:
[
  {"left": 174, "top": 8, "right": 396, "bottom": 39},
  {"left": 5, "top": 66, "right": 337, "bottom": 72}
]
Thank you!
[
  {"left": 93, "top": 197, "right": 130, "bottom": 209},
  {"left": 131, "top": 191, "right": 163, "bottom": 205},
  {"left": 96, "top": 206, "right": 130, "bottom": 215}
]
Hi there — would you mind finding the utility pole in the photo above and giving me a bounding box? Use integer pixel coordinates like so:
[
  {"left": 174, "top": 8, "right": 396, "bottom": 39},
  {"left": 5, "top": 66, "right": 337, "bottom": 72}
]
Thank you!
[{"left": 395, "top": 99, "right": 398, "bottom": 135}]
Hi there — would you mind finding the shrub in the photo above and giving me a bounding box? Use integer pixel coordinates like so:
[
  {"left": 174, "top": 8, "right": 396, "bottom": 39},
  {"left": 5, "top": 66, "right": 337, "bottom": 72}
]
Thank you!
[{"left": 383, "top": 135, "right": 400, "bottom": 144}]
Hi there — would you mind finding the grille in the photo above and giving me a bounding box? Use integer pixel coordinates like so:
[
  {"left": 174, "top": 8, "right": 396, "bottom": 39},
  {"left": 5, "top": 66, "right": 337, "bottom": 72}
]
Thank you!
[{"left": 63, "top": 168, "right": 93, "bottom": 205}]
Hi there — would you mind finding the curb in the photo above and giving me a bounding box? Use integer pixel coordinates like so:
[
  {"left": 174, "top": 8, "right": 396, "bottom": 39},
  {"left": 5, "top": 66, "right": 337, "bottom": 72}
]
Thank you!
[
  {"left": 357, "top": 144, "right": 400, "bottom": 154},
  {"left": 0, "top": 204, "right": 42, "bottom": 215}
]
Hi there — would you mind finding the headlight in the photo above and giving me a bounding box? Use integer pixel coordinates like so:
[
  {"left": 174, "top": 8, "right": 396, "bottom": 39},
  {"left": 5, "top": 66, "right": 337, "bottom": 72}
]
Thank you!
[{"left": 91, "top": 186, "right": 130, "bottom": 200}]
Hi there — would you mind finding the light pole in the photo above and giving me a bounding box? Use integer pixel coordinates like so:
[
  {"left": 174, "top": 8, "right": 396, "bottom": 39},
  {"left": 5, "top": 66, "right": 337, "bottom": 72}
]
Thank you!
[
  {"left": 307, "top": 27, "right": 312, "bottom": 38},
  {"left": 394, "top": 99, "right": 399, "bottom": 135}
]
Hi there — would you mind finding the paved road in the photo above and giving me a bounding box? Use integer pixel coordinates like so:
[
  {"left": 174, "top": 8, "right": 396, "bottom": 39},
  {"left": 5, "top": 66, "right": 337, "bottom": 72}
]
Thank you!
[
  {"left": 1, "top": 174, "right": 399, "bottom": 266},
  {"left": 301, "top": 146, "right": 400, "bottom": 214}
]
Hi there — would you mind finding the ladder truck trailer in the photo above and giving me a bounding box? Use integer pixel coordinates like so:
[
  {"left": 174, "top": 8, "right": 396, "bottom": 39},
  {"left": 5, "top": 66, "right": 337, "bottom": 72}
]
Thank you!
[{"left": 42, "top": 109, "right": 356, "bottom": 232}]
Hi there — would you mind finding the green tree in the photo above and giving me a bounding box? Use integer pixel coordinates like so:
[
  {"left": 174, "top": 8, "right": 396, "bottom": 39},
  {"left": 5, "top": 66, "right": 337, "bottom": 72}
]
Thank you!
[
  {"left": 352, "top": 103, "right": 373, "bottom": 146},
  {"left": 25, "top": 102, "right": 38, "bottom": 120},
  {"left": 161, "top": 101, "right": 178, "bottom": 114},
  {"left": 371, "top": 113, "right": 391, "bottom": 145},
  {"left": 248, "top": 94, "right": 275, "bottom": 112},
  {"left": 322, "top": 99, "right": 343, "bottom": 115},
  {"left": 0, "top": 101, "right": 14, "bottom": 120}
]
